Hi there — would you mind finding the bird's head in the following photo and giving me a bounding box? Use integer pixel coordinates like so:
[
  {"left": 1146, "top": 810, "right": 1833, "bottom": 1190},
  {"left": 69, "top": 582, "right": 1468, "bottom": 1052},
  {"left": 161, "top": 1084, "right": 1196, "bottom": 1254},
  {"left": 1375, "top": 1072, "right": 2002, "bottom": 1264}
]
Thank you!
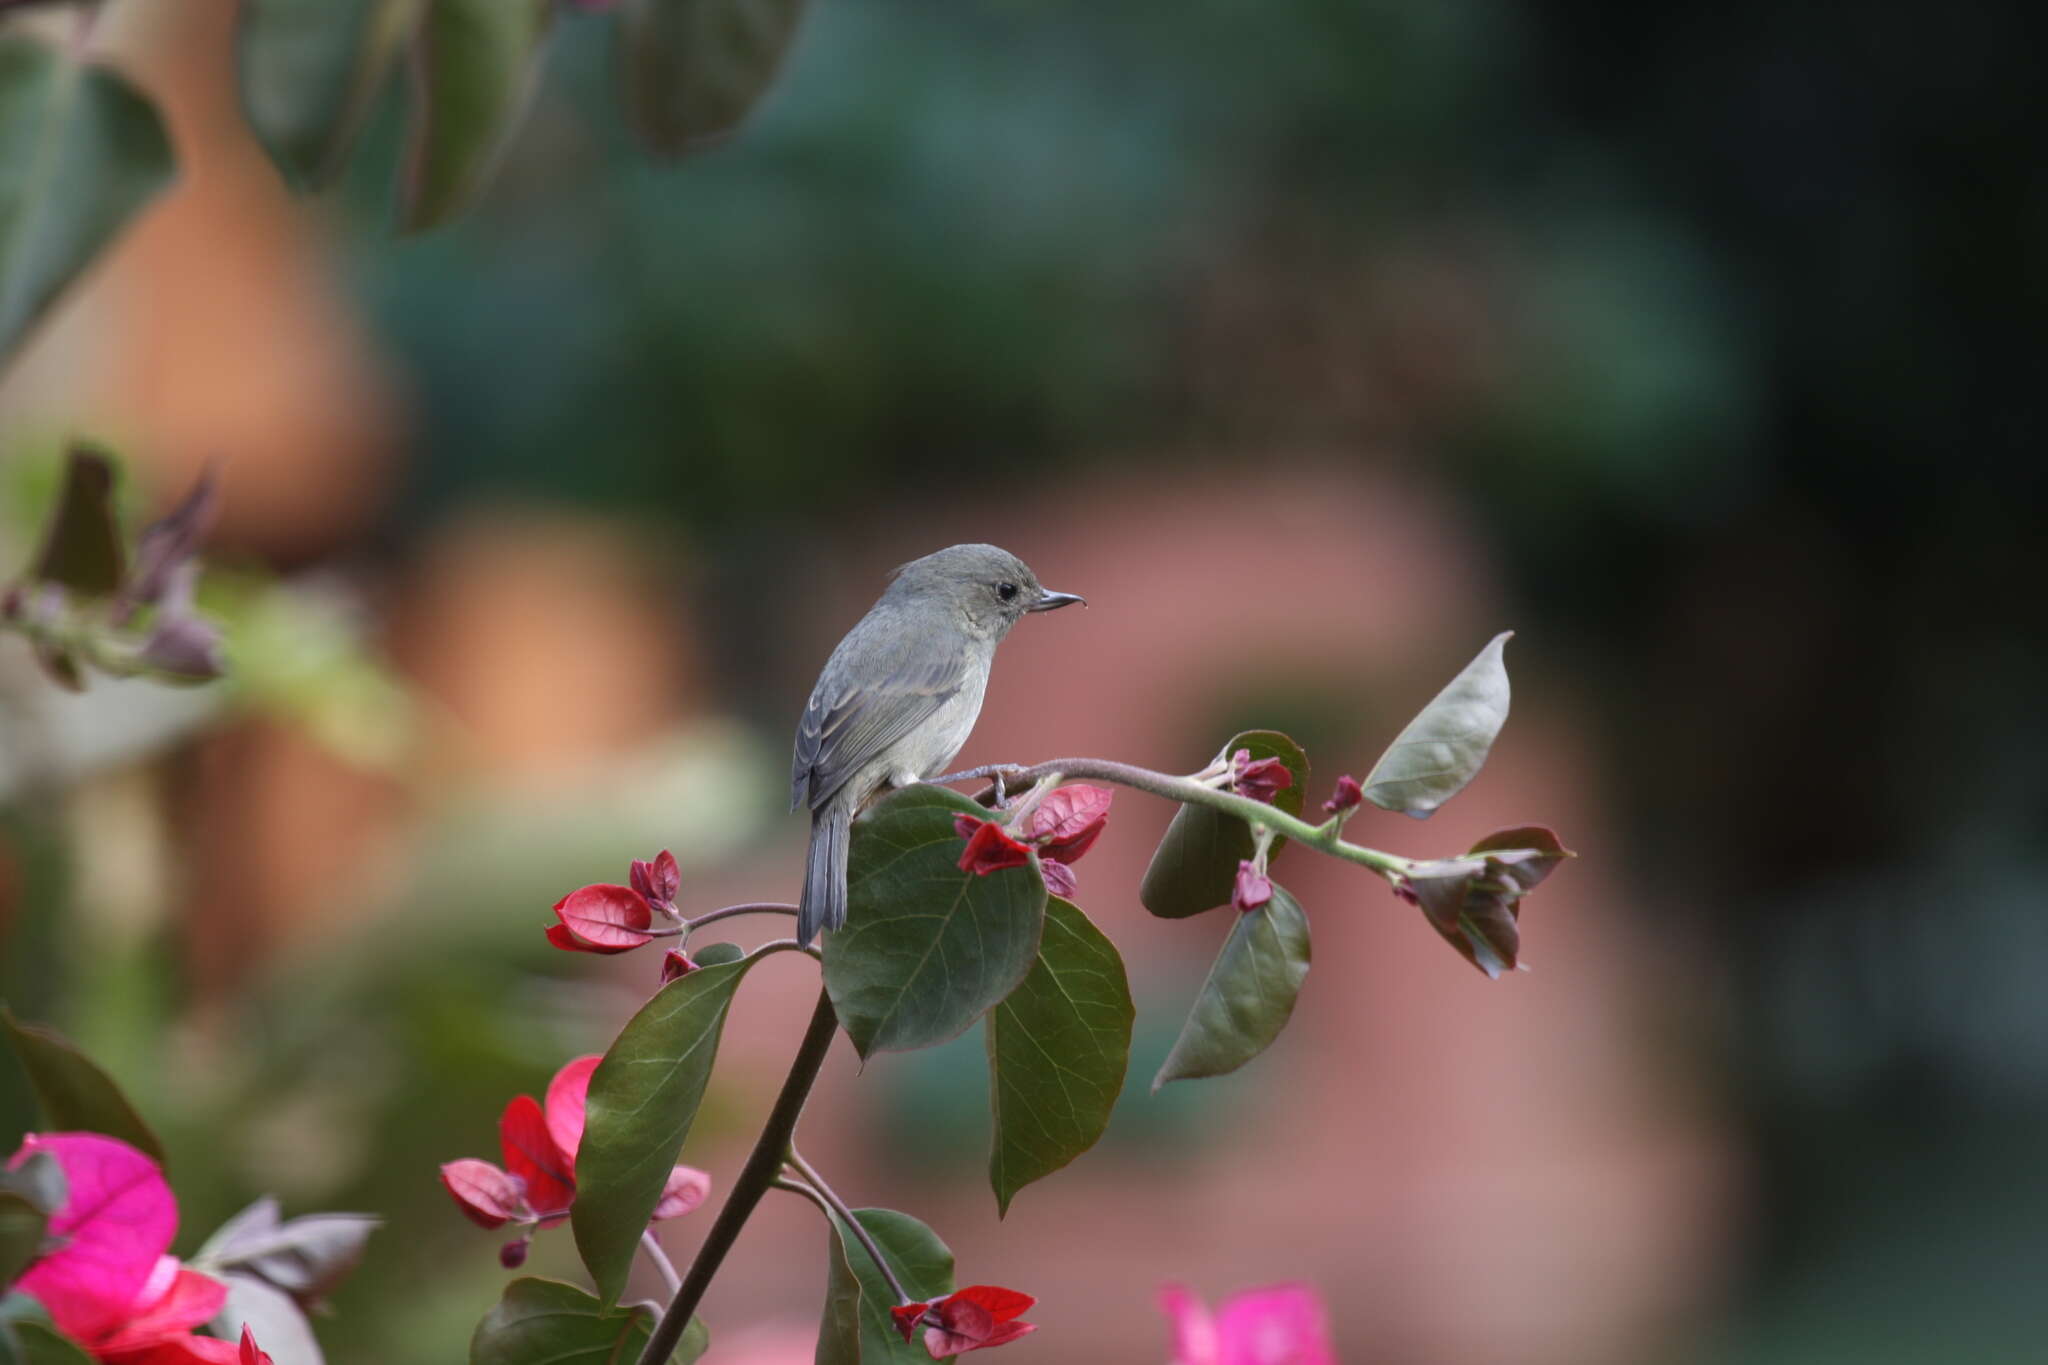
[{"left": 886, "top": 544, "right": 1085, "bottom": 638}]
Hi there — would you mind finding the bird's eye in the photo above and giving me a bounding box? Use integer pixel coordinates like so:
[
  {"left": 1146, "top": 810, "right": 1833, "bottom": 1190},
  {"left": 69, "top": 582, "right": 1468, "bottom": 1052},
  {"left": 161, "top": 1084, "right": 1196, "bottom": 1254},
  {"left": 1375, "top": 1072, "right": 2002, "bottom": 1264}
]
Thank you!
[{"left": 997, "top": 581, "right": 1019, "bottom": 601}]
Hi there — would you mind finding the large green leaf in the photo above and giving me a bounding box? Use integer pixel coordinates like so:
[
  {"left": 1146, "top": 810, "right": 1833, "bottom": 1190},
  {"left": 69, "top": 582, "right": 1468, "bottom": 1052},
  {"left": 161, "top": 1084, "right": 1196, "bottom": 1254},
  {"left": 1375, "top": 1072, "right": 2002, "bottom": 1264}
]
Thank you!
[
  {"left": 237, "top": 0, "right": 420, "bottom": 190},
  {"left": 0, "top": 1008, "right": 165, "bottom": 1164},
  {"left": 571, "top": 955, "right": 752, "bottom": 1305},
  {"left": 1153, "top": 886, "right": 1311, "bottom": 1090},
  {"left": 618, "top": 0, "right": 809, "bottom": 157},
  {"left": 815, "top": 1207, "right": 954, "bottom": 1365},
  {"left": 1140, "top": 731, "right": 1309, "bottom": 918},
  {"left": 824, "top": 786, "right": 1047, "bottom": 1059},
  {"left": 985, "top": 897, "right": 1131, "bottom": 1216},
  {"left": 397, "top": 0, "right": 552, "bottom": 232},
  {"left": 0, "top": 37, "right": 173, "bottom": 365},
  {"left": 1360, "top": 631, "right": 1512, "bottom": 818},
  {"left": 470, "top": 1276, "right": 706, "bottom": 1365}
]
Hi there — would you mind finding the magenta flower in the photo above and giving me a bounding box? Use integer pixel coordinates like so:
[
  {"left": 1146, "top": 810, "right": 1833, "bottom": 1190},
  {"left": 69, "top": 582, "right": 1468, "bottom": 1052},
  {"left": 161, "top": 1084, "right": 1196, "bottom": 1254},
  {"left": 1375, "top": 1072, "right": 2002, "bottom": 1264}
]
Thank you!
[
  {"left": 1229, "top": 750, "right": 1294, "bottom": 804},
  {"left": 1160, "top": 1282, "right": 1337, "bottom": 1365},
  {"left": 5, "top": 1132, "right": 241, "bottom": 1363}
]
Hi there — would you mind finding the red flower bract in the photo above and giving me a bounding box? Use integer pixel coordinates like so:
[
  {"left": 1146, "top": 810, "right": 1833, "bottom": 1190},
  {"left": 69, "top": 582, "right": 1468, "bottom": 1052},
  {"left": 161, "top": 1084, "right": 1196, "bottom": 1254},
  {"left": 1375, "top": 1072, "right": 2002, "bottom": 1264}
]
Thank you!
[
  {"left": 1231, "top": 861, "right": 1273, "bottom": 914},
  {"left": 955, "top": 818, "right": 1032, "bottom": 876},
  {"left": 549, "top": 884, "right": 656, "bottom": 953},
  {"left": 1229, "top": 750, "right": 1294, "bottom": 804},
  {"left": 1029, "top": 785, "right": 1112, "bottom": 862},
  {"left": 919, "top": 1285, "right": 1038, "bottom": 1357},
  {"left": 1321, "top": 774, "right": 1363, "bottom": 815},
  {"left": 438, "top": 1159, "right": 528, "bottom": 1229},
  {"left": 239, "top": 1326, "right": 275, "bottom": 1365},
  {"left": 441, "top": 1055, "right": 712, "bottom": 1239},
  {"left": 629, "top": 849, "right": 680, "bottom": 908}
]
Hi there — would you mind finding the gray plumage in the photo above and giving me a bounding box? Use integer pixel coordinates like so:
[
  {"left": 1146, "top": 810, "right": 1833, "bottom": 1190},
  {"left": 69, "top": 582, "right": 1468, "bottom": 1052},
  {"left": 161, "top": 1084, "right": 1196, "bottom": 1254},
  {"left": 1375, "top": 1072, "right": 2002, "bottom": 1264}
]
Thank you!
[{"left": 791, "top": 544, "right": 1084, "bottom": 943}]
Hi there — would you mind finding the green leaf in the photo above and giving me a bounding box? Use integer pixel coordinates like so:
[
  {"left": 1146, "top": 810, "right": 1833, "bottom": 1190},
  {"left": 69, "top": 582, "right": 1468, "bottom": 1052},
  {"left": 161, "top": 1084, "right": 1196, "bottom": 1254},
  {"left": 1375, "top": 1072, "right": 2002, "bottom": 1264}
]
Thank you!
[
  {"left": 397, "top": 0, "right": 552, "bottom": 233},
  {"left": 618, "top": 0, "right": 809, "bottom": 157},
  {"left": 27, "top": 445, "right": 123, "bottom": 597},
  {"left": 237, "top": 0, "right": 421, "bottom": 190},
  {"left": 0, "top": 37, "right": 174, "bottom": 366},
  {"left": 4, "top": 1323, "right": 93, "bottom": 1365},
  {"left": 823, "top": 785, "right": 1047, "bottom": 1059},
  {"left": 0, "top": 1194, "right": 45, "bottom": 1291},
  {"left": 1140, "top": 731, "right": 1309, "bottom": 918},
  {"left": 1360, "top": 631, "right": 1513, "bottom": 818},
  {"left": 571, "top": 955, "right": 752, "bottom": 1305},
  {"left": 0, "top": 1008, "right": 165, "bottom": 1164},
  {"left": 816, "top": 1207, "right": 953, "bottom": 1365},
  {"left": 985, "top": 897, "right": 1132, "bottom": 1216},
  {"left": 470, "top": 1276, "right": 705, "bottom": 1365},
  {"left": 1153, "top": 885, "right": 1311, "bottom": 1091},
  {"left": 690, "top": 941, "right": 745, "bottom": 968}
]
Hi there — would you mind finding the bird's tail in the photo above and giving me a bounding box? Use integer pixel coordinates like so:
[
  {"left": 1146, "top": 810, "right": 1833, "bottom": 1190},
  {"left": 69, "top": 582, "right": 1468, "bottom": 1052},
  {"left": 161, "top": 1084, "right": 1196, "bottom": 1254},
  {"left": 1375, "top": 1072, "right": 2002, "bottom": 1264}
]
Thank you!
[{"left": 799, "top": 801, "right": 852, "bottom": 945}]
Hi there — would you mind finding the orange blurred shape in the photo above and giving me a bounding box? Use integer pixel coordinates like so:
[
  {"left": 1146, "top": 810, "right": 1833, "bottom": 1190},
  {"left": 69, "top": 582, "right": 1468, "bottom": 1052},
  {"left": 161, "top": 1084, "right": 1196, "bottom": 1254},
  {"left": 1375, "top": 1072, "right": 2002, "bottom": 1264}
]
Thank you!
[
  {"left": 90, "top": 1, "right": 403, "bottom": 560},
  {"left": 387, "top": 509, "right": 700, "bottom": 781}
]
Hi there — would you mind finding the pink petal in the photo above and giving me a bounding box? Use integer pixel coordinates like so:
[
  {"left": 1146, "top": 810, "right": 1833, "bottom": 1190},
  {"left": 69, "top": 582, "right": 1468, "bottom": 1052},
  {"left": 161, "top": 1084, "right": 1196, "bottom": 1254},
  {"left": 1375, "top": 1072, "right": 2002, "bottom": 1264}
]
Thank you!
[
  {"left": 543, "top": 1055, "right": 604, "bottom": 1162},
  {"left": 551, "top": 884, "right": 655, "bottom": 952},
  {"left": 97, "top": 1261, "right": 228, "bottom": 1353},
  {"left": 1159, "top": 1283, "right": 1220, "bottom": 1365},
  {"left": 1039, "top": 857, "right": 1077, "bottom": 899},
  {"left": 1214, "top": 1284, "right": 1336, "bottom": 1365},
  {"left": 438, "top": 1159, "right": 528, "bottom": 1229},
  {"left": 651, "top": 1165, "right": 710, "bottom": 1221},
  {"left": 9, "top": 1133, "right": 176, "bottom": 1343},
  {"left": 499, "top": 1096, "right": 575, "bottom": 1221}
]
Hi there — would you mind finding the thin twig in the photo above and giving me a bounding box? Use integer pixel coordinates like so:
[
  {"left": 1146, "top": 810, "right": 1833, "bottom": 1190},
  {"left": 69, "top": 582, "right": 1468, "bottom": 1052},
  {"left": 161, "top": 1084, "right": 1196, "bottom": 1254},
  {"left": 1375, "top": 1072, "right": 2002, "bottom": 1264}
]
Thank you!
[
  {"left": 782, "top": 1149, "right": 912, "bottom": 1303},
  {"left": 638, "top": 1230, "right": 681, "bottom": 1300}
]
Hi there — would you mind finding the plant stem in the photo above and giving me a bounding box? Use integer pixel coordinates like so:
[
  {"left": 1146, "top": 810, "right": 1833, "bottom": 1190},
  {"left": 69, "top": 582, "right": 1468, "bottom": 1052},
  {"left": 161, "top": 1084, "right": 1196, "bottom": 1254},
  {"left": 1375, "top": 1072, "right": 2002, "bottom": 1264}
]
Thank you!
[
  {"left": 638, "top": 1230, "right": 681, "bottom": 1300},
  {"left": 635, "top": 987, "right": 840, "bottom": 1365},
  {"left": 979, "top": 758, "right": 1412, "bottom": 879},
  {"left": 688, "top": 902, "right": 799, "bottom": 931},
  {"left": 783, "top": 1148, "right": 912, "bottom": 1303},
  {"left": 771, "top": 1176, "right": 915, "bottom": 1305}
]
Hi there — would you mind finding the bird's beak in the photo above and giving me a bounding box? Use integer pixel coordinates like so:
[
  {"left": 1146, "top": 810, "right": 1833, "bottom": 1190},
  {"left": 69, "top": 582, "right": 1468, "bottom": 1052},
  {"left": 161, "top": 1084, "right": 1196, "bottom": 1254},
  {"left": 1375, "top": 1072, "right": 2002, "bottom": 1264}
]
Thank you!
[{"left": 1029, "top": 590, "right": 1087, "bottom": 612}]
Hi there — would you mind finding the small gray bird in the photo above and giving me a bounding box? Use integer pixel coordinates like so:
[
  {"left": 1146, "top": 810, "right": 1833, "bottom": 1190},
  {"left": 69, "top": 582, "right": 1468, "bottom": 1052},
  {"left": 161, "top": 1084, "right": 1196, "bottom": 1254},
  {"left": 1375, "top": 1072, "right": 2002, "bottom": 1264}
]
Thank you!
[{"left": 791, "top": 544, "right": 1084, "bottom": 943}]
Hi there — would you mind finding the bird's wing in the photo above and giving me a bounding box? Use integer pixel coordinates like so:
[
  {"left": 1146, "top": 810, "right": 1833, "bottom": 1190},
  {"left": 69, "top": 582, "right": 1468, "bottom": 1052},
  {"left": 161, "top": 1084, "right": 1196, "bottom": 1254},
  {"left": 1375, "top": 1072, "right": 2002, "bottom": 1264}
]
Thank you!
[{"left": 791, "top": 622, "right": 969, "bottom": 811}]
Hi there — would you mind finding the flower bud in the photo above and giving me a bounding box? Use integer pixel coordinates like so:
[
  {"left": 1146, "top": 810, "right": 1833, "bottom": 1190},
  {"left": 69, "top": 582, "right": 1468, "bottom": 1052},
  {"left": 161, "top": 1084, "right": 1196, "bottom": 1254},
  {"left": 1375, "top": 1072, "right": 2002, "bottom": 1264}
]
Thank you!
[{"left": 1322, "top": 774, "right": 1364, "bottom": 815}]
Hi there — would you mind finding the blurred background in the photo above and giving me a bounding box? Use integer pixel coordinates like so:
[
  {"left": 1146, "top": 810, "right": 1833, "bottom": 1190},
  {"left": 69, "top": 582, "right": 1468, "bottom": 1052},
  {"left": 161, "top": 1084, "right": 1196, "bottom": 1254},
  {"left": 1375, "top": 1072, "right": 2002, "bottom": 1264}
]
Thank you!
[{"left": 3, "top": 0, "right": 2045, "bottom": 1361}]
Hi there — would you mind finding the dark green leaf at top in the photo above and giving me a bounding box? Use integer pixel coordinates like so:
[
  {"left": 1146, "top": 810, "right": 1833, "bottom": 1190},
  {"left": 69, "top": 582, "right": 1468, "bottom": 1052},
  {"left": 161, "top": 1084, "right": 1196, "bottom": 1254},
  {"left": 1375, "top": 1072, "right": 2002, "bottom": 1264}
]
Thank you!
[
  {"left": 236, "top": 0, "right": 419, "bottom": 191},
  {"left": 1153, "top": 885, "right": 1311, "bottom": 1091},
  {"left": 470, "top": 1276, "right": 706, "bottom": 1365},
  {"left": 824, "top": 785, "right": 1047, "bottom": 1059},
  {"left": 1140, "top": 731, "right": 1309, "bottom": 919},
  {"left": 27, "top": 447, "right": 123, "bottom": 598},
  {"left": 619, "top": 0, "right": 809, "bottom": 157},
  {"left": 571, "top": 954, "right": 753, "bottom": 1305},
  {"left": 1361, "top": 632, "right": 1512, "bottom": 818},
  {"left": 397, "top": 0, "right": 553, "bottom": 233},
  {"left": 985, "top": 897, "right": 1132, "bottom": 1216},
  {"left": 0, "top": 38, "right": 174, "bottom": 367},
  {"left": 815, "top": 1207, "right": 953, "bottom": 1365},
  {"left": 0, "top": 1008, "right": 165, "bottom": 1165}
]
